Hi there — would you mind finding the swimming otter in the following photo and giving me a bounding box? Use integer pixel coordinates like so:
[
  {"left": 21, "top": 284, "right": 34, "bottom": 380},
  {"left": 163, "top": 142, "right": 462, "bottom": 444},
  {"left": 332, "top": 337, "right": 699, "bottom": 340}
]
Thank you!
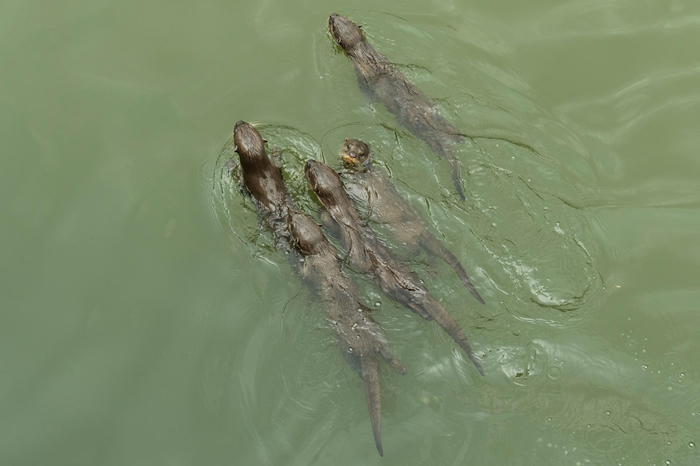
[
  {"left": 340, "top": 138, "right": 485, "bottom": 304},
  {"left": 328, "top": 13, "right": 468, "bottom": 201},
  {"left": 233, "top": 121, "right": 403, "bottom": 456},
  {"left": 233, "top": 120, "right": 294, "bottom": 248},
  {"left": 287, "top": 211, "right": 405, "bottom": 457},
  {"left": 305, "top": 159, "right": 483, "bottom": 375}
]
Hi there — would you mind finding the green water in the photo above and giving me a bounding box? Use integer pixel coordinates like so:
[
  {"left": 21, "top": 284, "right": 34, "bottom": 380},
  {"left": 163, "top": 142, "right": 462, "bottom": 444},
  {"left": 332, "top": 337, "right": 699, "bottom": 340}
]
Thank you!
[{"left": 2, "top": 1, "right": 699, "bottom": 464}]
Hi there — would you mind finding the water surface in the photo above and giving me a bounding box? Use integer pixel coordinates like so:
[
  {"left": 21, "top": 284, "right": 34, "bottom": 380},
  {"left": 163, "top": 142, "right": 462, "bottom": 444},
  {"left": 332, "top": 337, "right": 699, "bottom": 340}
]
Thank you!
[{"left": 2, "top": 0, "right": 699, "bottom": 464}]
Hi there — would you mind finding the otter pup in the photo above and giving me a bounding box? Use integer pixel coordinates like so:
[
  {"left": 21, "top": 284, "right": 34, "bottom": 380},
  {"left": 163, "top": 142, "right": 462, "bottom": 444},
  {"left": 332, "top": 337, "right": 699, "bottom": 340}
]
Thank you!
[
  {"left": 328, "top": 13, "right": 468, "bottom": 201},
  {"left": 305, "top": 159, "right": 483, "bottom": 375},
  {"left": 233, "top": 121, "right": 403, "bottom": 456},
  {"left": 341, "top": 138, "right": 485, "bottom": 304},
  {"left": 287, "top": 211, "right": 405, "bottom": 457}
]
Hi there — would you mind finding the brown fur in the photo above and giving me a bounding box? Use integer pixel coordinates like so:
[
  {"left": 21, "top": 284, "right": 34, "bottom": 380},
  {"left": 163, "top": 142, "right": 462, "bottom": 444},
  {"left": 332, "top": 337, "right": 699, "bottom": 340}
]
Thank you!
[
  {"left": 328, "top": 14, "right": 467, "bottom": 200},
  {"left": 305, "top": 159, "right": 484, "bottom": 375},
  {"left": 340, "top": 138, "right": 485, "bottom": 304},
  {"left": 233, "top": 121, "right": 403, "bottom": 456}
]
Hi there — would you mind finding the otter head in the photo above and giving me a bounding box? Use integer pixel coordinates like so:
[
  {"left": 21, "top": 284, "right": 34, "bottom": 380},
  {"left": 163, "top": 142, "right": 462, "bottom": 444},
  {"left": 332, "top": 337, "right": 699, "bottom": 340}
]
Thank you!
[
  {"left": 340, "top": 138, "right": 371, "bottom": 169},
  {"left": 328, "top": 14, "right": 365, "bottom": 53},
  {"left": 233, "top": 120, "right": 266, "bottom": 163},
  {"left": 304, "top": 160, "right": 345, "bottom": 208},
  {"left": 287, "top": 212, "right": 325, "bottom": 256}
]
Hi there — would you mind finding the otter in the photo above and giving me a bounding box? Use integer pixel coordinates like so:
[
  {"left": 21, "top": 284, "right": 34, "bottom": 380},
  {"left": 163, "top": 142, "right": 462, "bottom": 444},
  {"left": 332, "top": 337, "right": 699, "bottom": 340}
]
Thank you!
[
  {"left": 233, "top": 121, "right": 403, "bottom": 457},
  {"left": 328, "top": 13, "right": 468, "bottom": 201},
  {"left": 305, "top": 159, "right": 483, "bottom": 375},
  {"left": 233, "top": 121, "right": 406, "bottom": 456},
  {"left": 287, "top": 211, "right": 405, "bottom": 457},
  {"left": 233, "top": 120, "right": 295, "bottom": 248},
  {"left": 340, "top": 138, "right": 485, "bottom": 304}
]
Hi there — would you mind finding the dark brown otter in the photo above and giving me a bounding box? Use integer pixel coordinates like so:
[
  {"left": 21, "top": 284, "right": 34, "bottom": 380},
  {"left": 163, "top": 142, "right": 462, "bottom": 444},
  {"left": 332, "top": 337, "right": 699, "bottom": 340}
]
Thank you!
[
  {"left": 233, "top": 120, "right": 295, "bottom": 248},
  {"left": 305, "top": 159, "right": 484, "bottom": 375},
  {"left": 341, "top": 138, "right": 485, "bottom": 304},
  {"left": 233, "top": 121, "right": 402, "bottom": 457},
  {"left": 328, "top": 13, "right": 468, "bottom": 201},
  {"left": 287, "top": 211, "right": 405, "bottom": 457}
]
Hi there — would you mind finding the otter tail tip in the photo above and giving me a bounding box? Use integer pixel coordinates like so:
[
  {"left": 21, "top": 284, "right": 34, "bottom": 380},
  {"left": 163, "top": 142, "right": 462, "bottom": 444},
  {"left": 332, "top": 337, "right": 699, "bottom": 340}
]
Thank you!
[
  {"left": 470, "top": 288, "right": 486, "bottom": 305},
  {"left": 470, "top": 355, "right": 485, "bottom": 376},
  {"left": 376, "top": 441, "right": 384, "bottom": 457}
]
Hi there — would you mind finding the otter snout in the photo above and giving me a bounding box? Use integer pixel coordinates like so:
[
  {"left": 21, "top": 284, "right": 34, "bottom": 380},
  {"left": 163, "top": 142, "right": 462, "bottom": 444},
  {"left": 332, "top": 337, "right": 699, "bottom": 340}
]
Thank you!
[
  {"left": 233, "top": 120, "right": 265, "bottom": 158},
  {"left": 328, "top": 13, "right": 364, "bottom": 50},
  {"left": 341, "top": 138, "right": 370, "bottom": 167}
]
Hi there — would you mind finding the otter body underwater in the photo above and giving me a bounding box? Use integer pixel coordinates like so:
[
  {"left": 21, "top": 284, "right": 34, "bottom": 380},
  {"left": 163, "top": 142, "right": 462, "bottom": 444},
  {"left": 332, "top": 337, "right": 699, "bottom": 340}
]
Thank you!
[
  {"left": 328, "top": 13, "right": 469, "bottom": 200},
  {"left": 233, "top": 121, "right": 404, "bottom": 456},
  {"left": 340, "top": 138, "right": 485, "bottom": 304},
  {"left": 304, "top": 158, "right": 484, "bottom": 375}
]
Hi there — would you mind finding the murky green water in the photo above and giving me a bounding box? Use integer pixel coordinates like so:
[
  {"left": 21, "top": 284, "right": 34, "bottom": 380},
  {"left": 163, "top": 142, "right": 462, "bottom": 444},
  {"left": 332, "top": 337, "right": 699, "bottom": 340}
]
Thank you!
[{"left": 2, "top": 1, "right": 699, "bottom": 464}]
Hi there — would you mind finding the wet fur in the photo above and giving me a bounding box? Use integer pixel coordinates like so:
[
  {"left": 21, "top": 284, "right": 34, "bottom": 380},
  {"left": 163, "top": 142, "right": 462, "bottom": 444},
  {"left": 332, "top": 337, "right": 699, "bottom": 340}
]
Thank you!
[
  {"left": 233, "top": 121, "right": 403, "bottom": 456},
  {"left": 328, "top": 14, "right": 467, "bottom": 200},
  {"left": 341, "top": 138, "right": 485, "bottom": 304},
  {"left": 305, "top": 159, "right": 484, "bottom": 375},
  {"left": 287, "top": 212, "right": 406, "bottom": 457}
]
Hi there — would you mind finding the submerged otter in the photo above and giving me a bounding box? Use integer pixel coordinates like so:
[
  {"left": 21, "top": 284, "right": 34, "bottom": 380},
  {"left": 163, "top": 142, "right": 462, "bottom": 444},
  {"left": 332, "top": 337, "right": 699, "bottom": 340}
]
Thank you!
[
  {"left": 233, "top": 121, "right": 402, "bottom": 456},
  {"left": 287, "top": 211, "right": 405, "bottom": 457},
  {"left": 340, "top": 138, "right": 485, "bottom": 304},
  {"left": 328, "top": 13, "right": 468, "bottom": 201},
  {"left": 305, "top": 159, "right": 483, "bottom": 375}
]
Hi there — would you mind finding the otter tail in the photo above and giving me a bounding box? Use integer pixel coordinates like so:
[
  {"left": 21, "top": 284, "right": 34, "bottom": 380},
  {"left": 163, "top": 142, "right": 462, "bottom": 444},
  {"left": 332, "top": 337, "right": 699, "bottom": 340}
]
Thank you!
[
  {"left": 360, "top": 355, "right": 384, "bottom": 456},
  {"left": 426, "top": 137, "right": 466, "bottom": 201},
  {"left": 413, "top": 295, "right": 484, "bottom": 375},
  {"left": 446, "top": 152, "right": 466, "bottom": 202},
  {"left": 421, "top": 234, "right": 485, "bottom": 304}
]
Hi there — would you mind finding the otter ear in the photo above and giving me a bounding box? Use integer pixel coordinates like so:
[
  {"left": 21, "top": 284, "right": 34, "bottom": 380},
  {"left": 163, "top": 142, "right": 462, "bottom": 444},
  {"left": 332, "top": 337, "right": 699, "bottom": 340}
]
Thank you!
[
  {"left": 358, "top": 25, "right": 362, "bottom": 29},
  {"left": 233, "top": 145, "right": 238, "bottom": 152},
  {"left": 343, "top": 138, "right": 348, "bottom": 143},
  {"left": 262, "top": 138, "right": 268, "bottom": 144}
]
